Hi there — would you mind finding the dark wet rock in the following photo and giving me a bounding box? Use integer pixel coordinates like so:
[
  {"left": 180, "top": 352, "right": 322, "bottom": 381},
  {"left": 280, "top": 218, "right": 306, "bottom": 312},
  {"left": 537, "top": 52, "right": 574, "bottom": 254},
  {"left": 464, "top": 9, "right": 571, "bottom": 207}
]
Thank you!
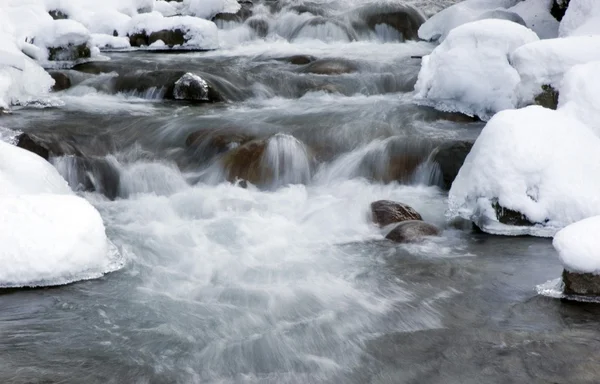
[
  {"left": 562, "top": 269, "right": 600, "bottom": 296},
  {"left": 56, "top": 156, "right": 121, "bottom": 200},
  {"left": 356, "top": 3, "right": 425, "bottom": 41},
  {"left": 16, "top": 133, "right": 50, "bottom": 160},
  {"left": 148, "top": 29, "right": 186, "bottom": 47},
  {"left": 432, "top": 141, "right": 474, "bottom": 190},
  {"left": 48, "top": 71, "right": 72, "bottom": 91},
  {"left": 129, "top": 32, "right": 149, "bottom": 47},
  {"left": 492, "top": 202, "right": 535, "bottom": 227},
  {"left": 213, "top": 1, "right": 253, "bottom": 23},
  {"left": 436, "top": 111, "right": 481, "bottom": 123},
  {"left": 246, "top": 17, "right": 269, "bottom": 38},
  {"left": 49, "top": 9, "right": 68, "bottom": 20},
  {"left": 222, "top": 139, "right": 269, "bottom": 185},
  {"left": 71, "top": 61, "right": 115, "bottom": 74},
  {"left": 551, "top": 0, "right": 570, "bottom": 21},
  {"left": 279, "top": 55, "right": 316, "bottom": 65},
  {"left": 300, "top": 58, "right": 359, "bottom": 75},
  {"left": 47, "top": 44, "right": 91, "bottom": 62},
  {"left": 385, "top": 220, "right": 441, "bottom": 243},
  {"left": 288, "top": 2, "right": 328, "bottom": 16},
  {"left": 113, "top": 70, "right": 223, "bottom": 102},
  {"left": 371, "top": 200, "right": 423, "bottom": 227},
  {"left": 534, "top": 85, "right": 559, "bottom": 110},
  {"left": 185, "top": 129, "right": 255, "bottom": 163}
]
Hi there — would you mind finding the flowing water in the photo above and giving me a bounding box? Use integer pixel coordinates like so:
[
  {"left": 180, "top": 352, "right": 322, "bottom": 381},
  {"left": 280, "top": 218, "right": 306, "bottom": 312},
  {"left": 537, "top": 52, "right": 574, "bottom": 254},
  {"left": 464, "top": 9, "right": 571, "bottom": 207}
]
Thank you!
[{"left": 2, "top": 1, "right": 600, "bottom": 383}]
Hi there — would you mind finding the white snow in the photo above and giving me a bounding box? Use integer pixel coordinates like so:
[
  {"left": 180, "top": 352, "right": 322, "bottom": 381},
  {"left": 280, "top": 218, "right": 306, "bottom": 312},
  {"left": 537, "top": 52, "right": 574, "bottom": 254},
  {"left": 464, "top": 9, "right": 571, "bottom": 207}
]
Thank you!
[
  {"left": 554, "top": 216, "right": 600, "bottom": 274},
  {"left": 0, "top": 194, "right": 122, "bottom": 288},
  {"left": 182, "top": 0, "right": 241, "bottom": 20},
  {"left": 448, "top": 106, "right": 600, "bottom": 236},
  {"left": 154, "top": 0, "right": 178, "bottom": 17},
  {"left": 417, "top": 0, "right": 557, "bottom": 41},
  {"left": 0, "top": 140, "right": 123, "bottom": 287},
  {"left": 127, "top": 12, "right": 219, "bottom": 49},
  {"left": 511, "top": 36, "right": 600, "bottom": 104},
  {"left": 33, "top": 19, "right": 90, "bottom": 49},
  {"left": 558, "top": 61, "right": 600, "bottom": 136},
  {"left": 414, "top": 19, "right": 539, "bottom": 120},
  {"left": 559, "top": 0, "right": 600, "bottom": 37},
  {"left": 90, "top": 34, "right": 131, "bottom": 50}
]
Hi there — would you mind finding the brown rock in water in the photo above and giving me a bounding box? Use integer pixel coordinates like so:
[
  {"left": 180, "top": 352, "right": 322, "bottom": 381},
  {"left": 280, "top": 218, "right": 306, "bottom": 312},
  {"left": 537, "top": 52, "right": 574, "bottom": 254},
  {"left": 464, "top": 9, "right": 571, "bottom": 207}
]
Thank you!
[
  {"left": 222, "top": 139, "right": 269, "bottom": 185},
  {"left": 48, "top": 71, "right": 71, "bottom": 91},
  {"left": 371, "top": 200, "right": 423, "bottom": 227},
  {"left": 301, "top": 58, "right": 358, "bottom": 75},
  {"left": 432, "top": 141, "right": 474, "bottom": 190},
  {"left": 385, "top": 220, "right": 441, "bottom": 243},
  {"left": 285, "top": 55, "right": 316, "bottom": 65},
  {"left": 562, "top": 269, "right": 600, "bottom": 296},
  {"left": 356, "top": 3, "right": 425, "bottom": 41},
  {"left": 16, "top": 133, "right": 50, "bottom": 160}
]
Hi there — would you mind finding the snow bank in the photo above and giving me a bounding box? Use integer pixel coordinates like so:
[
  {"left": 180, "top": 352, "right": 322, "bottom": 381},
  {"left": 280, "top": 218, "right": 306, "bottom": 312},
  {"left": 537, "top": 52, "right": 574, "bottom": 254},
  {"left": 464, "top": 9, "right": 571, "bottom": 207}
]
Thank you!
[
  {"left": 128, "top": 12, "right": 219, "bottom": 49},
  {"left": 418, "top": 0, "right": 557, "bottom": 41},
  {"left": 414, "top": 19, "right": 539, "bottom": 120},
  {"left": 558, "top": 61, "right": 600, "bottom": 136},
  {"left": 0, "top": 194, "right": 122, "bottom": 288},
  {"left": 448, "top": 106, "right": 600, "bottom": 236},
  {"left": 559, "top": 0, "right": 600, "bottom": 37},
  {"left": 0, "top": 140, "right": 123, "bottom": 287},
  {"left": 511, "top": 36, "right": 600, "bottom": 104},
  {"left": 554, "top": 216, "right": 600, "bottom": 274}
]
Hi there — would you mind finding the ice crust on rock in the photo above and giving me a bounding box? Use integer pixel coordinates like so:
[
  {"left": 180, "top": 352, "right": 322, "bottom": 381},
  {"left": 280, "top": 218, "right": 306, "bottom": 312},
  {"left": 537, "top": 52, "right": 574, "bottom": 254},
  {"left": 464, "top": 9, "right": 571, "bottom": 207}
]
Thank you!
[
  {"left": 554, "top": 216, "right": 600, "bottom": 274},
  {"left": 414, "top": 19, "right": 539, "bottom": 120},
  {"left": 448, "top": 106, "right": 600, "bottom": 237}
]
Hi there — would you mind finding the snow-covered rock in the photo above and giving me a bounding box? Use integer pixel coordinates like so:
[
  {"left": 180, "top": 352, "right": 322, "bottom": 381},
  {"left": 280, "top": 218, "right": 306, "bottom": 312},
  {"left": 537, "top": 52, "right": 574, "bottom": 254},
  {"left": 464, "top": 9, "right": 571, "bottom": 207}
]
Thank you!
[
  {"left": 182, "top": 0, "right": 241, "bottom": 20},
  {"left": 448, "top": 106, "right": 600, "bottom": 237},
  {"left": 511, "top": 36, "right": 600, "bottom": 105},
  {"left": 418, "top": 0, "right": 557, "bottom": 42},
  {"left": 558, "top": 61, "right": 600, "bottom": 136},
  {"left": 559, "top": 0, "right": 600, "bottom": 37},
  {"left": 0, "top": 140, "right": 124, "bottom": 287},
  {"left": 0, "top": 194, "right": 122, "bottom": 288},
  {"left": 554, "top": 216, "right": 600, "bottom": 274},
  {"left": 414, "top": 19, "right": 539, "bottom": 120},
  {"left": 33, "top": 19, "right": 94, "bottom": 63},
  {"left": 90, "top": 34, "right": 131, "bottom": 50},
  {"left": 127, "top": 12, "right": 219, "bottom": 49}
]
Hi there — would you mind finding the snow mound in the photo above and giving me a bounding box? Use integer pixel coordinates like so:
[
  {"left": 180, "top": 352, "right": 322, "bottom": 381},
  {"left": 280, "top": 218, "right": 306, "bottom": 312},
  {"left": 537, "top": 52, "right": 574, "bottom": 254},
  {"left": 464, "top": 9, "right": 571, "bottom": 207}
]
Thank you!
[
  {"left": 0, "top": 141, "right": 124, "bottom": 287},
  {"left": 511, "top": 36, "right": 600, "bottom": 104},
  {"left": 448, "top": 106, "right": 600, "bottom": 237},
  {"left": 554, "top": 216, "right": 600, "bottom": 274},
  {"left": 0, "top": 194, "right": 123, "bottom": 288},
  {"left": 182, "top": 0, "right": 241, "bottom": 19},
  {"left": 559, "top": 0, "right": 600, "bottom": 37},
  {"left": 33, "top": 19, "right": 90, "bottom": 49},
  {"left": 0, "top": 140, "right": 71, "bottom": 195},
  {"left": 414, "top": 19, "right": 539, "bottom": 120},
  {"left": 417, "top": 0, "right": 557, "bottom": 41},
  {"left": 127, "top": 12, "right": 219, "bottom": 49},
  {"left": 90, "top": 34, "right": 131, "bottom": 50},
  {"left": 558, "top": 61, "right": 600, "bottom": 136}
]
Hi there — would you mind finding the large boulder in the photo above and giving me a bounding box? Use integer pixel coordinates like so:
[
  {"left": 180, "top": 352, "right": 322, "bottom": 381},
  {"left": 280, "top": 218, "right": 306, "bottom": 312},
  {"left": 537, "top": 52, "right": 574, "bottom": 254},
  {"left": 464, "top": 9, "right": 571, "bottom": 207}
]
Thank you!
[
  {"left": 173, "top": 73, "right": 223, "bottom": 102},
  {"left": 222, "top": 139, "right": 269, "bottom": 185},
  {"left": 371, "top": 200, "right": 423, "bottom": 227},
  {"left": 385, "top": 220, "right": 441, "bottom": 243},
  {"left": 432, "top": 141, "right": 474, "bottom": 190}
]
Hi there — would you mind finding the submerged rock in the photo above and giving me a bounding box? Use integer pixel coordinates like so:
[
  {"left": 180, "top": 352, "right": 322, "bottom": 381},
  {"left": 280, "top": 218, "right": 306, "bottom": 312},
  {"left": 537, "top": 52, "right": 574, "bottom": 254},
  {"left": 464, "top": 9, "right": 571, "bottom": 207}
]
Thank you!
[
  {"left": 371, "top": 200, "right": 423, "bottom": 227},
  {"left": 354, "top": 3, "right": 425, "bottom": 41},
  {"left": 246, "top": 17, "right": 270, "bottom": 38},
  {"left": 279, "top": 55, "right": 316, "bottom": 65},
  {"left": 185, "top": 129, "right": 255, "bottom": 163},
  {"left": 432, "top": 141, "right": 474, "bottom": 190},
  {"left": 562, "top": 270, "right": 600, "bottom": 296},
  {"left": 222, "top": 139, "right": 269, "bottom": 185},
  {"left": 16, "top": 133, "right": 50, "bottom": 160},
  {"left": 534, "top": 85, "right": 560, "bottom": 110},
  {"left": 385, "top": 220, "right": 441, "bottom": 243},
  {"left": 300, "top": 58, "right": 359, "bottom": 75},
  {"left": 54, "top": 156, "right": 121, "bottom": 200}
]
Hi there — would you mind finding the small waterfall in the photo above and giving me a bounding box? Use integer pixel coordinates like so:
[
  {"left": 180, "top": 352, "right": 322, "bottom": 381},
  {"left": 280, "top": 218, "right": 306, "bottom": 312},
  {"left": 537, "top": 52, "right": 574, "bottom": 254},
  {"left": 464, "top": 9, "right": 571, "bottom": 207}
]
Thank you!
[
  {"left": 263, "top": 133, "right": 312, "bottom": 187},
  {"left": 52, "top": 155, "right": 121, "bottom": 199},
  {"left": 118, "top": 161, "right": 190, "bottom": 197}
]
